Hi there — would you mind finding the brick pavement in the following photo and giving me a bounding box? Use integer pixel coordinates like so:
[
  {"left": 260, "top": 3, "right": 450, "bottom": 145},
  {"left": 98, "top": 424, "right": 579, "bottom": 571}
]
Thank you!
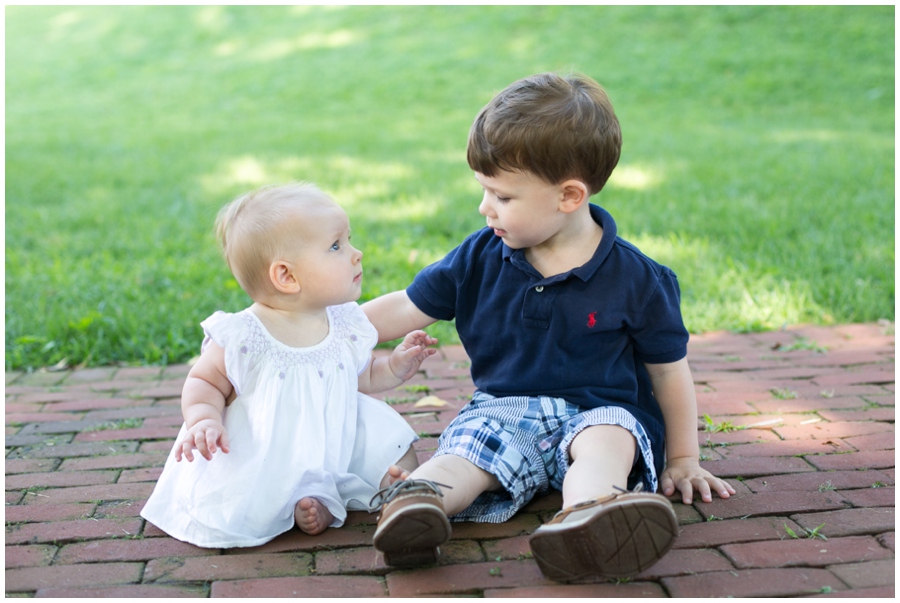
[{"left": 5, "top": 323, "right": 895, "bottom": 597}]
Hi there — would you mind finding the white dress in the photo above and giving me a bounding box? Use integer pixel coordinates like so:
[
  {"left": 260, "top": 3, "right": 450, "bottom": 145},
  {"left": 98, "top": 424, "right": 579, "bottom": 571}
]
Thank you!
[{"left": 140, "top": 302, "right": 417, "bottom": 548}]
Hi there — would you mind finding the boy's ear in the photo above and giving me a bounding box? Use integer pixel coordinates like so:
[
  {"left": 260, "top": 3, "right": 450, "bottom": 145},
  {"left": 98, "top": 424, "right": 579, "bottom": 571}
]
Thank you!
[
  {"left": 269, "top": 260, "right": 301, "bottom": 294},
  {"left": 558, "top": 179, "right": 589, "bottom": 214}
]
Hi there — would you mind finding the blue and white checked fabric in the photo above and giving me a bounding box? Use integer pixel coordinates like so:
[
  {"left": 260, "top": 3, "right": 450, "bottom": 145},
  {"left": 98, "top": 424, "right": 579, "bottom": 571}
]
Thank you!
[{"left": 433, "top": 391, "right": 658, "bottom": 523}]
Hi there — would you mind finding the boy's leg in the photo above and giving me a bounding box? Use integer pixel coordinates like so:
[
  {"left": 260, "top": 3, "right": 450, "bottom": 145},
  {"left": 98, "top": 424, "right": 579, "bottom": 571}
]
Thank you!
[
  {"left": 563, "top": 423, "right": 635, "bottom": 506},
  {"left": 530, "top": 424, "right": 678, "bottom": 581},
  {"left": 406, "top": 453, "right": 502, "bottom": 515},
  {"left": 371, "top": 454, "right": 500, "bottom": 565}
]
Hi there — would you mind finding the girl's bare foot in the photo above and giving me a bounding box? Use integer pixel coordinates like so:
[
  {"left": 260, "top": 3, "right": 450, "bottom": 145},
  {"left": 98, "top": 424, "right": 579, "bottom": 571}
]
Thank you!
[
  {"left": 382, "top": 464, "right": 411, "bottom": 488},
  {"left": 294, "top": 497, "right": 334, "bottom": 535}
]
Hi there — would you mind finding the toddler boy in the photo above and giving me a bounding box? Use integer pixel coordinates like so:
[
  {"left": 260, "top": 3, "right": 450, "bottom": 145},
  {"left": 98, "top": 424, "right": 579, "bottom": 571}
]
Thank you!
[{"left": 363, "top": 72, "right": 734, "bottom": 581}]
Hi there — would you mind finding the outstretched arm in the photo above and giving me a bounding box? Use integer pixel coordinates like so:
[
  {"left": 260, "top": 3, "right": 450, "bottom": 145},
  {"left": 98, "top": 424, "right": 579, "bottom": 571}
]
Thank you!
[
  {"left": 176, "top": 341, "right": 233, "bottom": 462},
  {"left": 358, "top": 330, "right": 438, "bottom": 394},
  {"left": 362, "top": 290, "right": 437, "bottom": 343},
  {"left": 646, "top": 358, "right": 735, "bottom": 503}
]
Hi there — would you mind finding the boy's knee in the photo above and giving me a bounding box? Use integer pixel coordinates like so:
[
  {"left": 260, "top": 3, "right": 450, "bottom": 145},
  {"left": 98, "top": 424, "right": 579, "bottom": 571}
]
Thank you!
[{"left": 569, "top": 424, "right": 636, "bottom": 461}]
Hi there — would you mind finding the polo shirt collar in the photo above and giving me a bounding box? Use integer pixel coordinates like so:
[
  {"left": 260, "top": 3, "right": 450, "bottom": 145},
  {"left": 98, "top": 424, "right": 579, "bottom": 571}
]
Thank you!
[{"left": 502, "top": 203, "right": 616, "bottom": 283}]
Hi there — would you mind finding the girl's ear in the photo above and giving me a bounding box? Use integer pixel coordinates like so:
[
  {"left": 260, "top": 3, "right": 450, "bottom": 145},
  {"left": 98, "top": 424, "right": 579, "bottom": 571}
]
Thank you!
[
  {"left": 558, "top": 179, "right": 589, "bottom": 214},
  {"left": 269, "top": 260, "right": 301, "bottom": 294}
]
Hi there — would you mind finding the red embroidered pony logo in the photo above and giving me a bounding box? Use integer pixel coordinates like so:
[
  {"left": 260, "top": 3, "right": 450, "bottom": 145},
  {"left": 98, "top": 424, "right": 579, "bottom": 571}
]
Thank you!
[{"left": 587, "top": 312, "right": 597, "bottom": 328}]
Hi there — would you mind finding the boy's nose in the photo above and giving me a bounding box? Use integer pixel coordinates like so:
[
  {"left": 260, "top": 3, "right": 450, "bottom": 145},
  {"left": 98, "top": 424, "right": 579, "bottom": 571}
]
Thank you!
[
  {"left": 353, "top": 247, "right": 363, "bottom": 263},
  {"left": 478, "top": 195, "right": 493, "bottom": 218}
]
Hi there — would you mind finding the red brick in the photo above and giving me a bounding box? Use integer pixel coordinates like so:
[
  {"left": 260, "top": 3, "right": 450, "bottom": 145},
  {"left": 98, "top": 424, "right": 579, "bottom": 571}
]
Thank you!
[
  {"left": 775, "top": 421, "right": 893, "bottom": 441},
  {"left": 24, "top": 482, "right": 154, "bottom": 505},
  {"left": 222, "top": 523, "right": 375, "bottom": 554},
  {"left": 806, "top": 586, "right": 896, "bottom": 598},
  {"left": 211, "top": 575, "right": 386, "bottom": 597},
  {"left": 482, "top": 534, "right": 532, "bottom": 561},
  {"left": 5, "top": 503, "right": 97, "bottom": 523},
  {"left": 694, "top": 490, "right": 845, "bottom": 520},
  {"left": 5, "top": 544, "right": 56, "bottom": 568},
  {"left": 139, "top": 440, "right": 177, "bottom": 453},
  {"left": 674, "top": 516, "right": 805, "bottom": 549},
  {"left": 791, "top": 507, "right": 895, "bottom": 537},
  {"left": 118, "top": 467, "right": 163, "bottom": 483},
  {"left": 452, "top": 514, "right": 541, "bottom": 540},
  {"left": 59, "top": 452, "right": 167, "bottom": 471},
  {"left": 699, "top": 457, "right": 815, "bottom": 478},
  {"left": 818, "top": 408, "right": 895, "bottom": 423},
  {"left": 7, "top": 412, "right": 86, "bottom": 424},
  {"left": 43, "top": 397, "right": 149, "bottom": 412},
  {"left": 5, "top": 562, "right": 143, "bottom": 593},
  {"left": 637, "top": 547, "right": 734, "bottom": 578},
  {"left": 484, "top": 582, "right": 667, "bottom": 597},
  {"left": 83, "top": 405, "right": 182, "bottom": 421},
  {"left": 722, "top": 535, "right": 892, "bottom": 569},
  {"left": 144, "top": 551, "right": 312, "bottom": 582},
  {"left": 840, "top": 486, "right": 895, "bottom": 508},
  {"left": 5, "top": 469, "right": 118, "bottom": 489},
  {"left": 73, "top": 426, "right": 178, "bottom": 442},
  {"left": 386, "top": 559, "right": 551, "bottom": 596},
  {"left": 805, "top": 450, "right": 894, "bottom": 471},
  {"left": 878, "top": 532, "right": 894, "bottom": 551},
  {"left": 35, "top": 584, "right": 208, "bottom": 598},
  {"left": 56, "top": 536, "right": 218, "bottom": 564},
  {"left": 752, "top": 396, "right": 880, "bottom": 414},
  {"left": 112, "top": 366, "right": 164, "bottom": 380},
  {"left": 743, "top": 470, "right": 892, "bottom": 493},
  {"left": 828, "top": 559, "right": 895, "bottom": 588},
  {"left": 4, "top": 458, "right": 60, "bottom": 474},
  {"left": 8, "top": 440, "right": 138, "bottom": 459},
  {"left": 716, "top": 439, "right": 856, "bottom": 458},
  {"left": 661, "top": 567, "right": 846, "bottom": 598},
  {"left": 5, "top": 518, "right": 143, "bottom": 544},
  {"left": 841, "top": 430, "right": 895, "bottom": 451}
]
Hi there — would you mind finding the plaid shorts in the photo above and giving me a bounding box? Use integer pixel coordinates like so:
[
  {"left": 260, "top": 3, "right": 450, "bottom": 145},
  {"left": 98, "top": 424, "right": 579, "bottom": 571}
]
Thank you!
[{"left": 433, "top": 391, "right": 658, "bottom": 523}]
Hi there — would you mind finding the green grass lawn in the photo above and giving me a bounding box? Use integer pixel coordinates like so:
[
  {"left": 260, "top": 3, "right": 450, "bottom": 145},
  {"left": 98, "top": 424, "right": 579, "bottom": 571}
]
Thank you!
[{"left": 6, "top": 5, "right": 894, "bottom": 370}]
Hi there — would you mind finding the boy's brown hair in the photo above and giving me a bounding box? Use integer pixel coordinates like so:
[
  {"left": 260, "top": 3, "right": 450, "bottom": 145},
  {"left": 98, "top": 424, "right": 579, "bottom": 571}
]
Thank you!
[{"left": 467, "top": 72, "right": 622, "bottom": 195}]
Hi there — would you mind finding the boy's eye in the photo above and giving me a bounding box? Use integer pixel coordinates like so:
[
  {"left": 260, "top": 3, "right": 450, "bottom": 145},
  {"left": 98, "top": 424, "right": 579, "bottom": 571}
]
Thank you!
[
  {"left": 331, "top": 241, "right": 340, "bottom": 251},
  {"left": 497, "top": 196, "right": 511, "bottom": 202}
]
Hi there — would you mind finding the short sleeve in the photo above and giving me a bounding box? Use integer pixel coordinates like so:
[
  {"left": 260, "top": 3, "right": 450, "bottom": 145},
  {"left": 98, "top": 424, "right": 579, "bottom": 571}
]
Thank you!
[
  {"left": 407, "top": 238, "right": 477, "bottom": 321},
  {"left": 333, "top": 302, "right": 378, "bottom": 375},
  {"left": 199, "top": 311, "right": 248, "bottom": 395},
  {"left": 631, "top": 269, "right": 689, "bottom": 364}
]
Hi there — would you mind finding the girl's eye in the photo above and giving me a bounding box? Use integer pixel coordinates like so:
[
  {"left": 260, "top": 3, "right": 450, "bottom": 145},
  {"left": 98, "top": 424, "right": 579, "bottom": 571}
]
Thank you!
[
  {"left": 331, "top": 242, "right": 340, "bottom": 251},
  {"left": 497, "top": 196, "right": 511, "bottom": 203}
]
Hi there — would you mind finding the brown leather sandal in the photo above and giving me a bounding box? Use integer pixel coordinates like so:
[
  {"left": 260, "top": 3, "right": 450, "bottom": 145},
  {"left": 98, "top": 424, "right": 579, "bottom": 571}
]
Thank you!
[
  {"left": 528, "top": 487, "right": 678, "bottom": 581},
  {"left": 369, "top": 479, "right": 452, "bottom": 567}
]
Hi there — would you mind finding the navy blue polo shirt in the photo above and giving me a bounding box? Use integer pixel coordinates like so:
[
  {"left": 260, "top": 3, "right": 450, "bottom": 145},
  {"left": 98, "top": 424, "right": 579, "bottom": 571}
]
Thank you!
[{"left": 407, "top": 204, "right": 689, "bottom": 456}]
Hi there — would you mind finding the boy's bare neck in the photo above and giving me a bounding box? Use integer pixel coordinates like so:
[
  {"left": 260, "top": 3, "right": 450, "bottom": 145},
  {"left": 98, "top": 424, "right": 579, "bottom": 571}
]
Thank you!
[
  {"left": 524, "top": 215, "right": 603, "bottom": 278},
  {"left": 249, "top": 301, "right": 330, "bottom": 348}
]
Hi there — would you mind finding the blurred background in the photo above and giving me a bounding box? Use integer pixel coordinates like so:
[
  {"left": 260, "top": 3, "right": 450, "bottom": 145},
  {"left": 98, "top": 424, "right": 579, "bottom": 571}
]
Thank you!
[{"left": 5, "top": 5, "right": 894, "bottom": 370}]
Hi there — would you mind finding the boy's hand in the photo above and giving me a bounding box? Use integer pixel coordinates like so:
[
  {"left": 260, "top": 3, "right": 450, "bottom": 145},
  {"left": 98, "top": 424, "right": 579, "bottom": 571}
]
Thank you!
[
  {"left": 388, "top": 330, "right": 438, "bottom": 382},
  {"left": 661, "top": 456, "right": 735, "bottom": 504},
  {"left": 175, "top": 418, "right": 231, "bottom": 462}
]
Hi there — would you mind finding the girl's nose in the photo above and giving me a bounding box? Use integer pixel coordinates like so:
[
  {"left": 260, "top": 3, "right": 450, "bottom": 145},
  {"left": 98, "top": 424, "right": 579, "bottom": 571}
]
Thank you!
[{"left": 353, "top": 246, "right": 363, "bottom": 263}]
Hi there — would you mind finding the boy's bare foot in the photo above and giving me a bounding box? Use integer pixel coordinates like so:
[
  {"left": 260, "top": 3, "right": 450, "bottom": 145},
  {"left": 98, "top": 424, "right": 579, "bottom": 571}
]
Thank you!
[{"left": 294, "top": 497, "right": 334, "bottom": 535}]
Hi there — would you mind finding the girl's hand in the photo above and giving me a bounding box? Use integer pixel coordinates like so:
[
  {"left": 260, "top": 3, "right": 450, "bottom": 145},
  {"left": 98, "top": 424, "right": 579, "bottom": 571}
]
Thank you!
[
  {"left": 389, "top": 330, "right": 438, "bottom": 382},
  {"left": 175, "top": 418, "right": 231, "bottom": 462},
  {"left": 661, "top": 456, "right": 735, "bottom": 504}
]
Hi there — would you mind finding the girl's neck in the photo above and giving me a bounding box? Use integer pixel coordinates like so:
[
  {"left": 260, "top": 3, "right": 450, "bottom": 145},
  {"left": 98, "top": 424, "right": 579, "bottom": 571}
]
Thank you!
[{"left": 249, "top": 301, "right": 330, "bottom": 348}]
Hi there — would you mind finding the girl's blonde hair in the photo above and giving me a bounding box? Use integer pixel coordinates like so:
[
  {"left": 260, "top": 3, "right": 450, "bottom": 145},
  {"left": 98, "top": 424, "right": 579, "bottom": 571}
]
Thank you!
[{"left": 215, "top": 182, "right": 333, "bottom": 298}]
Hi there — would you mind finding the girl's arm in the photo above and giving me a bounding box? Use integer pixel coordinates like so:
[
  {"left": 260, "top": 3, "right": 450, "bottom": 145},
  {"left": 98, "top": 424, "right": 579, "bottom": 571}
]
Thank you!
[
  {"left": 176, "top": 341, "right": 233, "bottom": 462},
  {"left": 358, "top": 330, "right": 438, "bottom": 394},
  {"left": 645, "top": 358, "right": 735, "bottom": 503}
]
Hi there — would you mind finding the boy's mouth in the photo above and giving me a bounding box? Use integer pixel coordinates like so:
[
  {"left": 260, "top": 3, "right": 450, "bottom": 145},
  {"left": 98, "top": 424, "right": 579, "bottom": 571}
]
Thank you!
[{"left": 354, "top": 271, "right": 363, "bottom": 283}]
